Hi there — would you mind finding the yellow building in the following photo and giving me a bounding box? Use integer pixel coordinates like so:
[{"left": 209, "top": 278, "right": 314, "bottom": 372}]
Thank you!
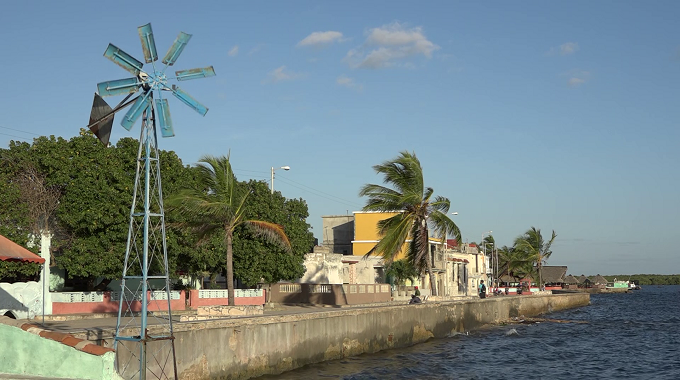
[
  {"left": 352, "top": 211, "right": 400, "bottom": 258},
  {"left": 351, "top": 211, "right": 444, "bottom": 264},
  {"left": 351, "top": 210, "right": 445, "bottom": 258}
]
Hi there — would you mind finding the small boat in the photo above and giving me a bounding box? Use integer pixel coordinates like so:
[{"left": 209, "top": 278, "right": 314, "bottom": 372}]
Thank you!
[
  {"left": 628, "top": 280, "right": 641, "bottom": 290},
  {"left": 607, "top": 280, "right": 630, "bottom": 290}
]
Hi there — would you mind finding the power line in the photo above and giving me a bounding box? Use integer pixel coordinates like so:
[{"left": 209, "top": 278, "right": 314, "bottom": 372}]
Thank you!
[
  {"left": 277, "top": 175, "right": 362, "bottom": 206},
  {"left": 0, "top": 132, "right": 31, "bottom": 140},
  {"left": 0, "top": 125, "right": 41, "bottom": 137},
  {"left": 275, "top": 176, "right": 361, "bottom": 209},
  {"left": 232, "top": 168, "right": 269, "bottom": 175},
  {"left": 233, "top": 167, "right": 363, "bottom": 209}
]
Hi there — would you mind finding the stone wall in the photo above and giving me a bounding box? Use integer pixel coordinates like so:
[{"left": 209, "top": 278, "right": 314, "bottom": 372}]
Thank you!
[
  {"left": 112, "top": 293, "right": 589, "bottom": 379},
  {"left": 269, "top": 283, "right": 391, "bottom": 305}
]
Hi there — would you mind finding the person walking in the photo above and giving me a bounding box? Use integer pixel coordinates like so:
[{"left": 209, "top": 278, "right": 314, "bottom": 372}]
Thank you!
[{"left": 478, "top": 280, "right": 486, "bottom": 299}]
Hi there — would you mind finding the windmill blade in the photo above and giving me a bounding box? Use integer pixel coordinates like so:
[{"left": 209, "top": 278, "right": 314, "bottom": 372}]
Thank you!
[
  {"left": 138, "top": 23, "right": 158, "bottom": 63},
  {"left": 155, "top": 99, "right": 174, "bottom": 137},
  {"left": 121, "top": 92, "right": 151, "bottom": 130},
  {"left": 97, "top": 77, "right": 140, "bottom": 97},
  {"left": 162, "top": 32, "right": 192, "bottom": 66},
  {"left": 89, "top": 93, "right": 114, "bottom": 145},
  {"left": 175, "top": 66, "right": 216, "bottom": 81},
  {"left": 171, "top": 85, "right": 208, "bottom": 116},
  {"left": 104, "top": 44, "right": 143, "bottom": 76}
]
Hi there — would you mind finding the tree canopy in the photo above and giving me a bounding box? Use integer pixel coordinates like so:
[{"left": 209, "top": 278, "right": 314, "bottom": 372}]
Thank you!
[{"left": 0, "top": 132, "right": 313, "bottom": 291}]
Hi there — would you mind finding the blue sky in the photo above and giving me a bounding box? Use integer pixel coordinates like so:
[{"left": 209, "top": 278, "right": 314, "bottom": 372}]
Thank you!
[{"left": 1, "top": 1, "right": 678, "bottom": 275}]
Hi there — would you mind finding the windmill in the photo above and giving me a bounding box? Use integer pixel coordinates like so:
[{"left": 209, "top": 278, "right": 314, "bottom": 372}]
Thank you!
[{"left": 87, "top": 23, "right": 215, "bottom": 380}]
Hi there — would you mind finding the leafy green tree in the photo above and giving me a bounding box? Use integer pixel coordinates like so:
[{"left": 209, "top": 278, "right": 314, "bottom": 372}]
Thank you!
[
  {"left": 359, "top": 151, "right": 461, "bottom": 296},
  {"left": 513, "top": 227, "right": 557, "bottom": 288},
  {"left": 166, "top": 155, "right": 291, "bottom": 305},
  {"left": 232, "top": 180, "right": 312, "bottom": 286},
  {"left": 0, "top": 141, "right": 32, "bottom": 247},
  {"left": 0, "top": 261, "right": 41, "bottom": 282},
  {"left": 0, "top": 131, "right": 195, "bottom": 288},
  {"left": 52, "top": 133, "right": 136, "bottom": 285}
]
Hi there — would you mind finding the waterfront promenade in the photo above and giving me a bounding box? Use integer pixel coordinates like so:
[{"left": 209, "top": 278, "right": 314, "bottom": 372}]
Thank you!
[
  {"left": 23, "top": 301, "right": 416, "bottom": 343},
  {"left": 4, "top": 293, "right": 590, "bottom": 380}
]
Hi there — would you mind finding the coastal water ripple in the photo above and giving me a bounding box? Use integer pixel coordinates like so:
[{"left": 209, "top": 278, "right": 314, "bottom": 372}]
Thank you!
[{"left": 260, "top": 285, "right": 680, "bottom": 380}]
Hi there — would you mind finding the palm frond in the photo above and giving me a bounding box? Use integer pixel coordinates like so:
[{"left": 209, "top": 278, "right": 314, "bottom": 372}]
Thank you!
[
  {"left": 368, "top": 213, "right": 412, "bottom": 262},
  {"left": 244, "top": 220, "right": 292, "bottom": 252},
  {"left": 427, "top": 210, "right": 461, "bottom": 242},
  {"left": 372, "top": 151, "right": 424, "bottom": 198}
]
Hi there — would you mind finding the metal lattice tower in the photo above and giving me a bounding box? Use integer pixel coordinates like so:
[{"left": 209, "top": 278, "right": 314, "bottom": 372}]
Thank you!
[{"left": 86, "top": 23, "right": 215, "bottom": 380}]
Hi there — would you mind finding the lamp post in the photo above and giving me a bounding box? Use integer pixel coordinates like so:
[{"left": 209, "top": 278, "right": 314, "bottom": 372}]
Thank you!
[
  {"left": 270, "top": 165, "right": 290, "bottom": 194},
  {"left": 487, "top": 242, "right": 495, "bottom": 290},
  {"left": 448, "top": 212, "right": 458, "bottom": 248},
  {"left": 482, "top": 230, "right": 492, "bottom": 292}
]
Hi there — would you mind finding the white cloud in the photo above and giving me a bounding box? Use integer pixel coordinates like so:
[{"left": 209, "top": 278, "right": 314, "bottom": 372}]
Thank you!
[
  {"left": 228, "top": 45, "right": 239, "bottom": 57},
  {"left": 548, "top": 42, "right": 579, "bottom": 56},
  {"left": 568, "top": 77, "right": 585, "bottom": 86},
  {"left": 562, "top": 69, "right": 590, "bottom": 86},
  {"left": 262, "top": 66, "right": 303, "bottom": 84},
  {"left": 297, "top": 31, "right": 344, "bottom": 47},
  {"left": 248, "top": 44, "right": 264, "bottom": 56},
  {"left": 344, "top": 22, "right": 439, "bottom": 69},
  {"left": 560, "top": 42, "right": 579, "bottom": 56},
  {"left": 336, "top": 75, "right": 363, "bottom": 91}
]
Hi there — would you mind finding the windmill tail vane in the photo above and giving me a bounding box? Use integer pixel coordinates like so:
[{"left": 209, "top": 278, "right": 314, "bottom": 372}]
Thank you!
[{"left": 88, "top": 23, "right": 215, "bottom": 145}]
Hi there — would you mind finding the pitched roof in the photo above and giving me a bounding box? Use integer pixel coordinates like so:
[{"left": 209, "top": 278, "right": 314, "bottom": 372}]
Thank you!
[
  {"left": 578, "top": 275, "right": 588, "bottom": 283},
  {"left": 563, "top": 275, "right": 579, "bottom": 284},
  {"left": 540, "top": 266, "right": 568, "bottom": 283},
  {"left": 590, "top": 274, "right": 608, "bottom": 285},
  {"left": 0, "top": 235, "right": 45, "bottom": 264}
]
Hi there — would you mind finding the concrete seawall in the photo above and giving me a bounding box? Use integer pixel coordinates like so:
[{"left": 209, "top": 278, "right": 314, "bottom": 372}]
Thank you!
[{"left": 110, "top": 293, "right": 589, "bottom": 379}]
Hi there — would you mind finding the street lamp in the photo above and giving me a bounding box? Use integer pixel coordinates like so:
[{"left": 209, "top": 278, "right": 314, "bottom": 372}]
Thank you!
[
  {"left": 270, "top": 166, "right": 290, "bottom": 194},
  {"left": 482, "top": 231, "right": 492, "bottom": 253},
  {"left": 482, "top": 230, "right": 492, "bottom": 291}
]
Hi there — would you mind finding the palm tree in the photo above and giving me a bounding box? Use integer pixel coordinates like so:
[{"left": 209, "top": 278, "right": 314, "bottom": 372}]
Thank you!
[
  {"left": 167, "top": 155, "right": 290, "bottom": 305},
  {"left": 385, "top": 259, "right": 418, "bottom": 289},
  {"left": 359, "top": 151, "right": 461, "bottom": 296},
  {"left": 513, "top": 227, "right": 557, "bottom": 288}
]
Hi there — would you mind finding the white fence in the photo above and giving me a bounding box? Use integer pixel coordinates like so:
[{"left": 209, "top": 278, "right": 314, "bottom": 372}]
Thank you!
[
  {"left": 198, "top": 289, "right": 263, "bottom": 298},
  {"left": 51, "top": 290, "right": 181, "bottom": 302},
  {"left": 51, "top": 292, "right": 104, "bottom": 303}
]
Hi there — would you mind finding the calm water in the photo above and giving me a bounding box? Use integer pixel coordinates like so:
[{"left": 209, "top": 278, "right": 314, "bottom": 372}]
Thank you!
[{"left": 260, "top": 285, "right": 680, "bottom": 380}]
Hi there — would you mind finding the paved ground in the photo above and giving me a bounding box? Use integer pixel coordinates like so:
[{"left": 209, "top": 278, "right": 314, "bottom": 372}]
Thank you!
[{"left": 18, "top": 302, "right": 414, "bottom": 341}]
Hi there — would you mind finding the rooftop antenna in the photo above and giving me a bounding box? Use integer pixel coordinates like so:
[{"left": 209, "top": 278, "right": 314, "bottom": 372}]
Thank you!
[{"left": 88, "top": 23, "right": 215, "bottom": 380}]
